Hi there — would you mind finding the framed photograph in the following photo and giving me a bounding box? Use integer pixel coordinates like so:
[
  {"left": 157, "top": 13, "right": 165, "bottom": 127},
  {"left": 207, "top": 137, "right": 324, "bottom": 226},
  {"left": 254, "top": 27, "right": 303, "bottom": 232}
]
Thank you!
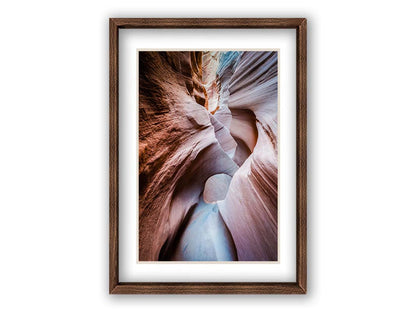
[{"left": 109, "top": 18, "right": 307, "bottom": 294}]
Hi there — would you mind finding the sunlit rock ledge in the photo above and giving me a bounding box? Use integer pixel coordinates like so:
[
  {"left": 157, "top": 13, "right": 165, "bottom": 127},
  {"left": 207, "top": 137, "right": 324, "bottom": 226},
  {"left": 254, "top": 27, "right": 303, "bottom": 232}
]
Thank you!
[{"left": 138, "top": 51, "right": 278, "bottom": 261}]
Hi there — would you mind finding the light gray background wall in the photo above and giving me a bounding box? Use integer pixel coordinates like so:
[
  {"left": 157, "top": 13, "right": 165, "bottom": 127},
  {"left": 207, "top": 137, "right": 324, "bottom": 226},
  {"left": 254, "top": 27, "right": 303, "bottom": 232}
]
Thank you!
[{"left": 0, "top": 0, "right": 415, "bottom": 310}]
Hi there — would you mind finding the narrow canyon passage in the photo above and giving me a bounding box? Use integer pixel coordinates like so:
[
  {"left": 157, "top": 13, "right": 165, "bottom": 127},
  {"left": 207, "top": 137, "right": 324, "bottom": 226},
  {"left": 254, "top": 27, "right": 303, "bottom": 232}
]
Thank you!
[
  {"left": 139, "top": 51, "right": 278, "bottom": 261},
  {"left": 167, "top": 196, "right": 237, "bottom": 261},
  {"left": 158, "top": 107, "right": 255, "bottom": 261},
  {"left": 163, "top": 114, "right": 242, "bottom": 261}
]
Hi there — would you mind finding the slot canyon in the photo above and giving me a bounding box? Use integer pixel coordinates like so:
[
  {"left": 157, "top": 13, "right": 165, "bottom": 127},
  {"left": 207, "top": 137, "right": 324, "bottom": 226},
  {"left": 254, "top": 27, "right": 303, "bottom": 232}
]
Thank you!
[{"left": 138, "top": 51, "right": 278, "bottom": 261}]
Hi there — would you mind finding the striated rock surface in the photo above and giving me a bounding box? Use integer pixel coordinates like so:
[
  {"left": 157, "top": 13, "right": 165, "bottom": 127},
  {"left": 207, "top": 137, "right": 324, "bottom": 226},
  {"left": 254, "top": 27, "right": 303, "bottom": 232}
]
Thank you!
[{"left": 138, "top": 51, "right": 278, "bottom": 261}]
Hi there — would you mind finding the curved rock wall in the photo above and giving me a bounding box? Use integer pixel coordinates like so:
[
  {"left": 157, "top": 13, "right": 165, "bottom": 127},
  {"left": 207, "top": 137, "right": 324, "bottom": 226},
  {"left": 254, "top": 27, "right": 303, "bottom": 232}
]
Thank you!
[{"left": 138, "top": 51, "right": 278, "bottom": 261}]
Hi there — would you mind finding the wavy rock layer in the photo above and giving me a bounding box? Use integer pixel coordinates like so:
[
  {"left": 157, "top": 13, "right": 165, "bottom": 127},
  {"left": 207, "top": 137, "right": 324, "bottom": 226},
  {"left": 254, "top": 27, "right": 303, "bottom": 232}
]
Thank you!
[{"left": 139, "top": 51, "right": 278, "bottom": 261}]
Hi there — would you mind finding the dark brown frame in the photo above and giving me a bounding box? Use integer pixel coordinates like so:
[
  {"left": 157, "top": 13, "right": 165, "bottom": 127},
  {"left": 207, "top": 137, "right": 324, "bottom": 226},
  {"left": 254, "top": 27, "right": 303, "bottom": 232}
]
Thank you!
[{"left": 109, "top": 18, "right": 307, "bottom": 294}]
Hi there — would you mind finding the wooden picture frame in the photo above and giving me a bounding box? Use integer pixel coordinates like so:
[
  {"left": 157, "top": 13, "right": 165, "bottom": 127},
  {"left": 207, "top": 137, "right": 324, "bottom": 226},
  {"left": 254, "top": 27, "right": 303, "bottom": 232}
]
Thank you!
[{"left": 109, "top": 18, "right": 307, "bottom": 294}]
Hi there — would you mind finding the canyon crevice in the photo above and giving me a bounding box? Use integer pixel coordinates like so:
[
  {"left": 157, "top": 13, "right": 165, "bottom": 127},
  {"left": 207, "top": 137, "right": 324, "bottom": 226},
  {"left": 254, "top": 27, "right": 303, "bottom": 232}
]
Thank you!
[{"left": 139, "top": 51, "right": 278, "bottom": 261}]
